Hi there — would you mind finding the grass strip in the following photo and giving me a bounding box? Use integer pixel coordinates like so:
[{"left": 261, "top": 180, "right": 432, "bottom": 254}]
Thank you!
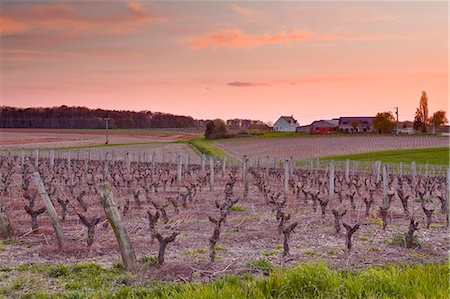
[
  {"left": 2, "top": 261, "right": 448, "bottom": 298},
  {"left": 319, "top": 147, "right": 450, "bottom": 166}
]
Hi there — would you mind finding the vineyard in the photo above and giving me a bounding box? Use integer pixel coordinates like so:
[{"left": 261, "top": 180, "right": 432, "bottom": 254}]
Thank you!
[
  {"left": 216, "top": 135, "right": 449, "bottom": 161},
  {"left": 0, "top": 148, "right": 448, "bottom": 282}
]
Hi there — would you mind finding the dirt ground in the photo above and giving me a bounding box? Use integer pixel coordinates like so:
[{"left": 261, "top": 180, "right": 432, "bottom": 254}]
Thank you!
[
  {"left": 0, "top": 129, "right": 198, "bottom": 148},
  {"left": 1, "top": 173, "right": 447, "bottom": 282},
  {"left": 216, "top": 135, "right": 449, "bottom": 160}
]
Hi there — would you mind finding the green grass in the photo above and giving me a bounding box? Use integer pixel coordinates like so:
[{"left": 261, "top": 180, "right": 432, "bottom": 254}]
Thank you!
[
  {"left": 320, "top": 147, "right": 449, "bottom": 166},
  {"left": 3, "top": 262, "right": 448, "bottom": 298},
  {"left": 184, "top": 138, "right": 229, "bottom": 157}
]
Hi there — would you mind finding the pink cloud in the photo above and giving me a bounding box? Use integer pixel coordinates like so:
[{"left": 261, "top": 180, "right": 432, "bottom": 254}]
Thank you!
[
  {"left": 189, "top": 28, "right": 312, "bottom": 50},
  {"left": 230, "top": 5, "right": 265, "bottom": 22},
  {"left": 0, "top": 2, "right": 163, "bottom": 37}
]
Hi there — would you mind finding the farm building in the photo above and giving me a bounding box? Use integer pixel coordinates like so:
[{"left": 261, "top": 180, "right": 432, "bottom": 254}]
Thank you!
[
  {"left": 339, "top": 117, "right": 374, "bottom": 133},
  {"left": 296, "top": 125, "right": 311, "bottom": 133},
  {"left": 310, "top": 119, "right": 339, "bottom": 134},
  {"left": 274, "top": 116, "right": 299, "bottom": 132}
]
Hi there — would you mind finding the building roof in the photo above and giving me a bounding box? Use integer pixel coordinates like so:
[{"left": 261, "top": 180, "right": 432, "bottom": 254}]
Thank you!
[
  {"left": 312, "top": 119, "right": 339, "bottom": 126},
  {"left": 339, "top": 117, "right": 374, "bottom": 125},
  {"left": 279, "top": 116, "right": 298, "bottom": 124}
]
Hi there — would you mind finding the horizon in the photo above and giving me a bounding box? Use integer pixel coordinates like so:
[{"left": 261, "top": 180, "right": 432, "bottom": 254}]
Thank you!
[{"left": 1, "top": 1, "right": 448, "bottom": 124}]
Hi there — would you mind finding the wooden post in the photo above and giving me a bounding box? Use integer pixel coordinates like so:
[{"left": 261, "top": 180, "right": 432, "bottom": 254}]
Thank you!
[
  {"left": 32, "top": 172, "right": 65, "bottom": 249},
  {"left": 209, "top": 156, "right": 214, "bottom": 191},
  {"left": 222, "top": 157, "right": 226, "bottom": 178},
  {"left": 376, "top": 160, "right": 381, "bottom": 183},
  {"left": 177, "top": 155, "right": 182, "bottom": 188},
  {"left": 0, "top": 202, "right": 11, "bottom": 239},
  {"left": 345, "top": 159, "right": 350, "bottom": 182},
  {"left": 329, "top": 160, "right": 334, "bottom": 201},
  {"left": 382, "top": 164, "right": 387, "bottom": 199},
  {"left": 35, "top": 149, "right": 39, "bottom": 168},
  {"left": 67, "top": 150, "right": 71, "bottom": 169},
  {"left": 151, "top": 152, "right": 155, "bottom": 182},
  {"left": 201, "top": 155, "right": 205, "bottom": 174},
  {"left": 243, "top": 155, "right": 248, "bottom": 198},
  {"left": 99, "top": 184, "right": 136, "bottom": 271},
  {"left": 411, "top": 162, "right": 416, "bottom": 187},
  {"left": 49, "top": 150, "right": 54, "bottom": 168},
  {"left": 20, "top": 149, "right": 25, "bottom": 167},
  {"left": 284, "top": 159, "right": 289, "bottom": 200}
]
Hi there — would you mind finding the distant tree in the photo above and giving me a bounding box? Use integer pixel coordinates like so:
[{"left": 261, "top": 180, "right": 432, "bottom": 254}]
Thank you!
[
  {"left": 350, "top": 120, "right": 359, "bottom": 132},
  {"left": 413, "top": 108, "right": 423, "bottom": 132},
  {"left": 418, "top": 91, "right": 429, "bottom": 132},
  {"left": 431, "top": 110, "right": 448, "bottom": 131},
  {"left": 205, "top": 119, "right": 230, "bottom": 139},
  {"left": 373, "top": 112, "right": 396, "bottom": 133}
]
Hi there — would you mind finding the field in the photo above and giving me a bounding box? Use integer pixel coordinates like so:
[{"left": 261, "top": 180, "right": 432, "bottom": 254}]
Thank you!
[
  {"left": 0, "top": 129, "right": 449, "bottom": 297},
  {"left": 215, "top": 135, "right": 449, "bottom": 162},
  {"left": 0, "top": 148, "right": 448, "bottom": 297},
  {"left": 0, "top": 128, "right": 200, "bottom": 148}
]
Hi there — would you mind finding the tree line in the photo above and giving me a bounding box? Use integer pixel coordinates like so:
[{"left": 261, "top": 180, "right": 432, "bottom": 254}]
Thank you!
[{"left": 0, "top": 106, "right": 201, "bottom": 129}]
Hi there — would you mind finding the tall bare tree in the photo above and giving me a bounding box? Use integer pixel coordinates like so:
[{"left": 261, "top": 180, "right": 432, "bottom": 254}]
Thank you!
[{"left": 419, "top": 91, "right": 429, "bottom": 133}]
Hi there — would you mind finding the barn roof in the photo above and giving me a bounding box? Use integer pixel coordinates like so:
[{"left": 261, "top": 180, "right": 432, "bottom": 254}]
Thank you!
[{"left": 339, "top": 117, "right": 374, "bottom": 124}]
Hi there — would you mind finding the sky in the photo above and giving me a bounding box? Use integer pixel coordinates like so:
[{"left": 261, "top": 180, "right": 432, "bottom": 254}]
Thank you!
[{"left": 0, "top": 0, "right": 448, "bottom": 125}]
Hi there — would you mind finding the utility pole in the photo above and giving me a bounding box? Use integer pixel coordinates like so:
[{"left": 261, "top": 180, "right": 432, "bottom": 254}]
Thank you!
[
  {"left": 395, "top": 107, "right": 399, "bottom": 134},
  {"left": 104, "top": 117, "right": 110, "bottom": 144}
]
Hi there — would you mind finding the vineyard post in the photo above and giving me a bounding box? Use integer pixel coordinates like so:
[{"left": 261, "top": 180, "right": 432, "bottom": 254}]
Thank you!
[
  {"left": 345, "top": 159, "right": 350, "bottom": 182},
  {"left": 0, "top": 202, "right": 11, "bottom": 239},
  {"left": 222, "top": 157, "right": 226, "bottom": 178},
  {"left": 126, "top": 152, "right": 131, "bottom": 172},
  {"left": 177, "top": 154, "right": 182, "bottom": 188},
  {"left": 329, "top": 160, "right": 334, "bottom": 202},
  {"left": 35, "top": 148, "right": 39, "bottom": 168},
  {"left": 310, "top": 159, "right": 313, "bottom": 172},
  {"left": 151, "top": 152, "right": 155, "bottom": 182},
  {"left": 20, "top": 149, "right": 25, "bottom": 167},
  {"left": 382, "top": 164, "right": 387, "bottom": 199},
  {"left": 201, "top": 154, "right": 205, "bottom": 174},
  {"left": 399, "top": 162, "right": 403, "bottom": 176},
  {"left": 284, "top": 159, "right": 289, "bottom": 200},
  {"left": 411, "top": 162, "right": 416, "bottom": 187},
  {"left": 265, "top": 156, "right": 269, "bottom": 178},
  {"left": 352, "top": 160, "right": 358, "bottom": 175},
  {"left": 425, "top": 162, "right": 429, "bottom": 177},
  {"left": 32, "top": 172, "right": 65, "bottom": 249},
  {"left": 99, "top": 184, "right": 136, "bottom": 272},
  {"left": 187, "top": 154, "right": 191, "bottom": 172},
  {"left": 376, "top": 160, "right": 381, "bottom": 183},
  {"left": 257, "top": 157, "right": 260, "bottom": 168},
  {"left": 316, "top": 157, "right": 320, "bottom": 170},
  {"left": 67, "top": 150, "right": 71, "bottom": 170},
  {"left": 77, "top": 149, "right": 80, "bottom": 160},
  {"left": 209, "top": 156, "right": 214, "bottom": 191},
  {"left": 446, "top": 168, "right": 450, "bottom": 227},
  {"left": 243, "top": 155, "right": 248, "bottom": 198}
]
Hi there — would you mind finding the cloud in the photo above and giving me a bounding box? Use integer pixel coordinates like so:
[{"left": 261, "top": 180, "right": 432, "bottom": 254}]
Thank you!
[
  {"left": 230, "top": 4, "right": 265, "bottom": 22},
  {"left": 0, "top": 2, "right": 163, "bottom": 37},
  {"left": 189, "top": 28, "right": 312, "bottom": 50},
  {"left": 227, "top": 81, "right": 269, "bottom": 87}
]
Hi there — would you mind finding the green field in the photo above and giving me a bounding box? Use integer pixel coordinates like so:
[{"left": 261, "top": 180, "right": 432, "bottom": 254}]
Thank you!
[
  {"left": 1, "top": 261, "right": 447, "bottom": 298},
  {"left": 320, "top": 147, "right": 450, "bottom": 166}
]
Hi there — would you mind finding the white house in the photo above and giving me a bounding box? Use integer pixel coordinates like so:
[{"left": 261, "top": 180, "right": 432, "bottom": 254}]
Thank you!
[{"left": 273, "top": 116, "right": 299, "bottom": 132}]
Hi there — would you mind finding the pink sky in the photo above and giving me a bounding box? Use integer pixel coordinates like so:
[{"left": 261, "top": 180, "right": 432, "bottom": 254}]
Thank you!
[{"left": 0, "top": 1, "right": 448, "bottom": 124}]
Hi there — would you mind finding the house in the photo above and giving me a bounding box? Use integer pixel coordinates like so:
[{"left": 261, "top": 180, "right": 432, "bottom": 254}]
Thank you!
[
  {"left": 310, "top": 119, "right": 339, "bottom": 134},
  {"left": 274, "top": 116, "right": 299, "bottom": 132},
  {"left": 339, "top": 117, "right": 374, "bottom": 133},
  {"left": 226, "top": 119, "right": 241, "bottom": 129}
]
